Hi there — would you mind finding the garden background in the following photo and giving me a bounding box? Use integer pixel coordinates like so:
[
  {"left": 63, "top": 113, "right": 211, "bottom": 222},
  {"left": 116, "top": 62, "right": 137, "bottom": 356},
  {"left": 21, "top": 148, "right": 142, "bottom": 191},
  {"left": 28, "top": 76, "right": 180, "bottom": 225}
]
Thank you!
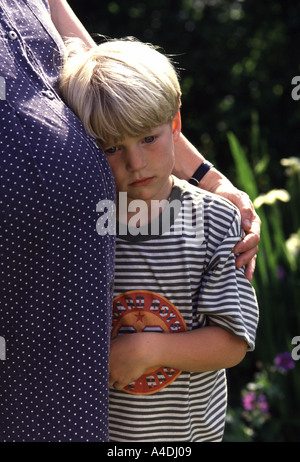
[{"left": 68, "top": 0, "right": 300, "bottom": 441}]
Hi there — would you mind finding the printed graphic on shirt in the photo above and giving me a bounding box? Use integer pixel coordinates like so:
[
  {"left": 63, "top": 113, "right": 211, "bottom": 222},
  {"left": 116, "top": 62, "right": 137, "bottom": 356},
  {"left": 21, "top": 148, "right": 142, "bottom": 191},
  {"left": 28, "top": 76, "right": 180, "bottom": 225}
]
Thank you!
[{"left": 111, "top": 290, "right": 187, "bottom": 394}]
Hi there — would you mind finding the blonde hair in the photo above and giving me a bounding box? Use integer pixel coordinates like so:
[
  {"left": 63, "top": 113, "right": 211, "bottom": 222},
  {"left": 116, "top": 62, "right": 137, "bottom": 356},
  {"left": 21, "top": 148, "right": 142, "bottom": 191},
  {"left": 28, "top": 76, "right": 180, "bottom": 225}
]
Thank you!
[{"left": 59, "top": 37, "right": 182, "bottom": 148}]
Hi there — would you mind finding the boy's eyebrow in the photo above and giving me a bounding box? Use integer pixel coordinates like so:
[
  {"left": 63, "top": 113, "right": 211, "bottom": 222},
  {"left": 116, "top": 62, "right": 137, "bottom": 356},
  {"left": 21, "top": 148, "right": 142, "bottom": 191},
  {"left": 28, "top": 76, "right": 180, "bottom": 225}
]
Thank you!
[{"left": 98, "top": 124, "right": 167, "bottom": 149}]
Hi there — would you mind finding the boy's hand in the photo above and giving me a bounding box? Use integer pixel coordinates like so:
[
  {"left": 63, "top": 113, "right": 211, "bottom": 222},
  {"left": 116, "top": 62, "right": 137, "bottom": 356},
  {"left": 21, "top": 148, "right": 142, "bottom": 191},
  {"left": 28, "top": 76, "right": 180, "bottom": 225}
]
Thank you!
[{"left": 109, "top": 333, "right": 157, "bottom": 390}]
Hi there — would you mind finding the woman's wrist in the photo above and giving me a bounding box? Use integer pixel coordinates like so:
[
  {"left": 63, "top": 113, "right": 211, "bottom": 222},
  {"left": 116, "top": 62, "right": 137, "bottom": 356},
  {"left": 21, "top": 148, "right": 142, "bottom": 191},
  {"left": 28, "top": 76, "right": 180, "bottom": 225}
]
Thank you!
[
  {"left": 198, "top": 167, "right": 233, "bottom": 193},
  {"left": 188, "top": 160, "right": 214, "bottom": 186},
  {"left": 174, "top": 133, "right": 234, "bottom": 193}
]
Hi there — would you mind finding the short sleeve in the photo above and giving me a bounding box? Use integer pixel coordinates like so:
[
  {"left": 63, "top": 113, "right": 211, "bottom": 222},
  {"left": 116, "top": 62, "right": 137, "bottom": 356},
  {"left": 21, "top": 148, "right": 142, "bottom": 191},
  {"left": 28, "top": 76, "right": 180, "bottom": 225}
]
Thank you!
[{"left": 197, "top": 207, "right": 259, "bottom": 351}]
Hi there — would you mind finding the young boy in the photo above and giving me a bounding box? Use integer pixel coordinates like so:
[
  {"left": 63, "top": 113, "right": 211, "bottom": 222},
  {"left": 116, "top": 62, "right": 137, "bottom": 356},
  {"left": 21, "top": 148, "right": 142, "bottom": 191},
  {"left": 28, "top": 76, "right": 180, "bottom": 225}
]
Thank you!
[{"left": 59, "top": 38, "right": 259, "bottom": 442}]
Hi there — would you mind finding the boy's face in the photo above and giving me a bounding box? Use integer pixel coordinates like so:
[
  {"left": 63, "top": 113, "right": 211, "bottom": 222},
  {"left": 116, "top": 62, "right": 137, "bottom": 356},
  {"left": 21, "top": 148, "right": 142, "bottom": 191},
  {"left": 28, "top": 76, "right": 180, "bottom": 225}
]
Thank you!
[{"left": 103, "top": 113, "right": 181, "bottom": 211}]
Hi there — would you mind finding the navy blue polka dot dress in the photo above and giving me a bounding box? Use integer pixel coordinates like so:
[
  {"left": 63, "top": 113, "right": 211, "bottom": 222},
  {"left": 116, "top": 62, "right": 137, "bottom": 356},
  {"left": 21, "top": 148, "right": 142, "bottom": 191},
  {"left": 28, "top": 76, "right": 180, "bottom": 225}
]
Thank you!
[{"left": 0, "top": 0, "right": 116, "bottom": 441}]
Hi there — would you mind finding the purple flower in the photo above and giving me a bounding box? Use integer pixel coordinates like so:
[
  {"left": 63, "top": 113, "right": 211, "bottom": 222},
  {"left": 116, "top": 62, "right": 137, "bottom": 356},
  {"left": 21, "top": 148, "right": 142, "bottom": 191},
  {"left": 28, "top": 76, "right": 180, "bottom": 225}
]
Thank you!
[
  {"left": 242, "top": 391, "right": 270, "bottom": 415},
  {"left": 277, "top": 265, "right": 286, "bottom": 281},
  {"left": 274, "top": 352, "right": 295, "bottom": 372},
  {"left": 242, "top": 392, "right": 256, "bottom": 411},
  {"left": 258, "top": 394, "right": 269, "bottom": 414}
]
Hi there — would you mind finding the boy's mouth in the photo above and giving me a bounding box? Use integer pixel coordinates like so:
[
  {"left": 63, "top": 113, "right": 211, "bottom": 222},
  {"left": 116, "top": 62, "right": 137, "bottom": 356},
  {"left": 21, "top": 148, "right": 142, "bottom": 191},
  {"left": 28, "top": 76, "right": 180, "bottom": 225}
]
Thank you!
[{"left": 129, "top": 177, "right": 154, "bottom": 187}]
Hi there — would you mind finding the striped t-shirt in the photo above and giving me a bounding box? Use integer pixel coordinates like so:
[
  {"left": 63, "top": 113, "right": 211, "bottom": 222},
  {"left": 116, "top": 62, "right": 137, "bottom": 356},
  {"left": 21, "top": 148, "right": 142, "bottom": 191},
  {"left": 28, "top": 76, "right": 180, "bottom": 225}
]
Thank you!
[{"left": 109, "top": 177, "right": 258, "bottom": 442}]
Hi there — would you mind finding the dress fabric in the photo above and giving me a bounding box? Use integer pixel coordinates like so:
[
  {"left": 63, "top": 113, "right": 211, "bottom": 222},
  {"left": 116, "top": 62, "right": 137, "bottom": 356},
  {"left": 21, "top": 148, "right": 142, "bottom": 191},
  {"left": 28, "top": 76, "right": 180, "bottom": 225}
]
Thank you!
[{"left": 0, "top": 0, "right": 116, "bottom": 442}]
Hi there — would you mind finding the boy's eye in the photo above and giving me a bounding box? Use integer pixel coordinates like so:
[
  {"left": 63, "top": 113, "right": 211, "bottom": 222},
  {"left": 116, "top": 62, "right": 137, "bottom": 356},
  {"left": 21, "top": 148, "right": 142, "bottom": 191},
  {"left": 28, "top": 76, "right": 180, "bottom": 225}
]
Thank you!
[
  {"left": 144, "top": 136, "right": 155, "bottom": 144},
  {"left": 105, "top": 146, "right": 118, "bottom": 155}
]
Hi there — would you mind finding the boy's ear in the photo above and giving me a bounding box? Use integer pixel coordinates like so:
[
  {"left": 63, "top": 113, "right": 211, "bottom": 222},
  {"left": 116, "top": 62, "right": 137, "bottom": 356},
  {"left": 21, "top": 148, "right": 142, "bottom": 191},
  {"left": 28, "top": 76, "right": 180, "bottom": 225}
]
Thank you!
[{"left": 172, "top": 111, "right": 182, "bottom": 142}]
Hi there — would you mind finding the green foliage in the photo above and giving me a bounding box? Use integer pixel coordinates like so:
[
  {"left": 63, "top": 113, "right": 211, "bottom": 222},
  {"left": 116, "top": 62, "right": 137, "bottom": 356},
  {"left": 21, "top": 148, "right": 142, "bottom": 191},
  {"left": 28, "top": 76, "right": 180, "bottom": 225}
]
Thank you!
[{"left": 225, "top": 131, "right": 300, "bottom": 442}]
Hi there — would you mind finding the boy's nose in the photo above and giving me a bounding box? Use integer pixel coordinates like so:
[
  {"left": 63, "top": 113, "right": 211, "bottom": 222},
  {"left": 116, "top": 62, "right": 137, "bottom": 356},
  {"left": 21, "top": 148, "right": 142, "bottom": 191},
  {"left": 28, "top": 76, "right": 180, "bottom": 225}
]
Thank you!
[{"left": 125, "top": 147, "right": 147, "bottom": 171}]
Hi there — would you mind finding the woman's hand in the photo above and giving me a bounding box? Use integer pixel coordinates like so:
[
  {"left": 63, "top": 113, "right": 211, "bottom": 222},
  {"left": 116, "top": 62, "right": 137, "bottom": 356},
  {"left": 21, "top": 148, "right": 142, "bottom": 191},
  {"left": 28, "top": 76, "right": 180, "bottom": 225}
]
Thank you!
[{"left": 200, "top": 172, "right": 261, "bottom": 281}]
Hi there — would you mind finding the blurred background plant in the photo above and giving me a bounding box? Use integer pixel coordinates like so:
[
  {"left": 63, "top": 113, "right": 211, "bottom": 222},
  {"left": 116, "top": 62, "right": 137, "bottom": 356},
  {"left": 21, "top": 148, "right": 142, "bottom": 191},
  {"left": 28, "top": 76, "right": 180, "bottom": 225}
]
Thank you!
[
  {"left": 225, "top": 351, "right": 298, "bottom": 441},
  {"left": 224, "top": 128, "right": 300, "bottom": 441},
  {"left": 69, "top": 0, "right": 300, "bottom": 441}
]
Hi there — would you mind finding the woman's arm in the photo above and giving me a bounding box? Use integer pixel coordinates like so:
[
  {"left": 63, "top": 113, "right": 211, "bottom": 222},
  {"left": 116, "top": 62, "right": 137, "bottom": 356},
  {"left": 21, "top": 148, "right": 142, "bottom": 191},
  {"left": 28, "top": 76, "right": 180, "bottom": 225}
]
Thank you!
[
  {"left": 109, "top": 328, "right": 247, "bottom": 390},
  {"left": 47, "top": 0, "right": 95, "bottom": 46},
  {"left": 174, "top": 133, "right": 261, "bottom": 281}
]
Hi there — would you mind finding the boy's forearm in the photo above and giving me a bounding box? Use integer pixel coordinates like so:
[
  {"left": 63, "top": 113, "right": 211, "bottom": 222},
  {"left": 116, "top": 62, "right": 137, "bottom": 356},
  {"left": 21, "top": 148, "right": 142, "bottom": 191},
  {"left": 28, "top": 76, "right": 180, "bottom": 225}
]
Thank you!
[
  {"left": 109, "top": 327, "right": 247, "bottom": 389},
  {"left": 149, "top": 327, "right": 247, "bottom": 373},
  {"left": 48, "top": 0, "right": 96, "bottom": 47}
]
